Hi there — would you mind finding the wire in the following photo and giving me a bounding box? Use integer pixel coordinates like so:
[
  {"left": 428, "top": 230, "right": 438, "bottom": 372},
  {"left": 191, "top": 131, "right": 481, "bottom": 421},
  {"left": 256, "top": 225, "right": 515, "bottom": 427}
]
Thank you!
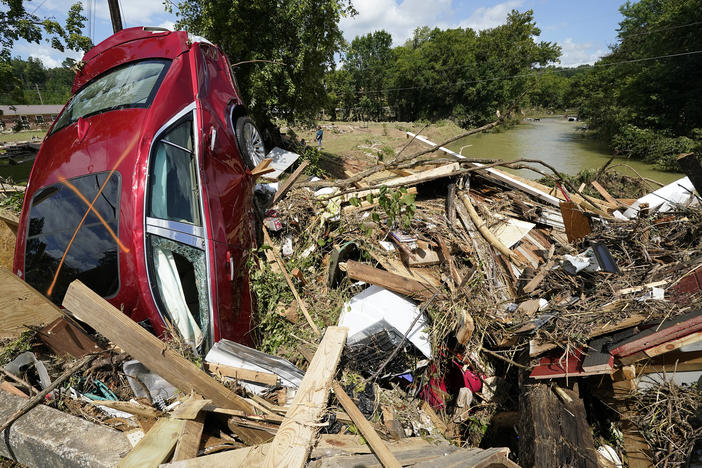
[{"left": 621, "top": 20, "right": 702, "bottom": 38}]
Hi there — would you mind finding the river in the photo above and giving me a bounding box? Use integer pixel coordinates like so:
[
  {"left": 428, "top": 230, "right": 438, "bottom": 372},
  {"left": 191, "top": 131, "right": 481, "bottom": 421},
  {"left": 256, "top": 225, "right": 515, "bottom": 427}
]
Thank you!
[{"left": 445, "top": 117, "right": 683, "bottom": 185}]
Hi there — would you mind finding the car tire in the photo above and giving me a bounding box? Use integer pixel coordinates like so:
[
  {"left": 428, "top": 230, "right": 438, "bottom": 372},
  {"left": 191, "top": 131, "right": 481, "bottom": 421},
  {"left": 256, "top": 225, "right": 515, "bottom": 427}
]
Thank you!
[{"left": 235, "top": 116, "right": 266, "bottom": 170}]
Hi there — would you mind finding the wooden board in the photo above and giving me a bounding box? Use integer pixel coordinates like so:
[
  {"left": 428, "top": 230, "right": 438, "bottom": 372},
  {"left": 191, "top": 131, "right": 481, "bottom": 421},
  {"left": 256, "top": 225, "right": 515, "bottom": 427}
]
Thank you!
[
  {"left": 559, "top": 201, "right": 591, "bottom": 243},
  {"left": 171, "top": 394, "right": 211, "bottom": 420},
  {"left": 332, "top": 381, "right": 401, "bottom": 468},
  {"left": 0, "top": 266, "right": 61, "bottom": 338},
  {"left": 62, "top": 281, "right": 267, "bottom": 445},
  {"left": 262, "top": 326, "right": 347, "bottom": 468},
  {"left": 172, "top": 416, "right": 205, "bottom": 462},
  {"left": 344, "top": 260, "right": 436, "bottom": 300},
  {"left": 271, "top": 160, "right": 310, "bottom": 205},
  {"left": 38, "top": 316, "right": 103, "bottom": 358},
  {"left": 370, "top": 253, "right": 441, "bottom": 288},
  {"left": 0, "top": 208, "right": 19, "bottom": 235},
  {"left": 118, "top": 417, "right": 185, "bottom": 468},
  {"left": 413, "top": 446, "right": 517, "bottom": 468}
]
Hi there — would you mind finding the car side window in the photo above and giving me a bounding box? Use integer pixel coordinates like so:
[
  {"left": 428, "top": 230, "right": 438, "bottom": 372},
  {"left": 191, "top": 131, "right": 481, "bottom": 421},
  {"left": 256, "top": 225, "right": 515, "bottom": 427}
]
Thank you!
[{"left": 147, "top": 118, "right": 201, "bottom": 225}]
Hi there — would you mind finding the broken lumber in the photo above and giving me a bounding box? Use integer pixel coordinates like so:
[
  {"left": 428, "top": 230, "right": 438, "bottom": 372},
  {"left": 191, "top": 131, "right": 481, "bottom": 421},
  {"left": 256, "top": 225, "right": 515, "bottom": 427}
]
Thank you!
[
  {"left": 332, "top": 381, "right": 402, "bottom": 468},
  {"left": 0, "top": 266, "right": 62, "bottom": 338},
  {"left": 0, "top": 208, "right": 19, "bottom": 235},
  {"left": 262, "top": 326, "right": 348, "bottom": 468},
  {"left": 250, "top": 158, "right": 275, "bottom": 177},
  {"left": 61, "top": 280, "right": 268, "bottom": 445},
  {"left": 271, "top": 160, "right": 310, "bottom": 205},
  {"left": 118, "top": 417, "right": 185, "bottom": 468},
  {"left": 591, "top": 181, "right": 621, "bottom": 207},
  {"left": 460, "top": 193, "right": 517, "bottom": 263},
  {"left": 263, "top": 227, "right": 320, "bottom": 336},
  {"left": 172, "top": 416, "right": 205, "bottom": 462},
  {"left": 342, "top": 260, "right": 435, "bottom": 299},
  {"left": 519, "top": 383, "right": 599, "bottom": 468}
]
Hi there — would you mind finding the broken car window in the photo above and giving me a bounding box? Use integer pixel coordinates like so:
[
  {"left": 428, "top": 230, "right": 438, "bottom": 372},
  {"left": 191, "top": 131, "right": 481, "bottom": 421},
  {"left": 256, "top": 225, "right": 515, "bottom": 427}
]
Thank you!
[
  {"left": 52, "top": 60, "right": 170, "bottom": 134},
  {"left": 25, "top": 172, "right": 121, "bottom": 304},
  {"left": 147, "top": 118, "right": 201, "bottom": 225}
]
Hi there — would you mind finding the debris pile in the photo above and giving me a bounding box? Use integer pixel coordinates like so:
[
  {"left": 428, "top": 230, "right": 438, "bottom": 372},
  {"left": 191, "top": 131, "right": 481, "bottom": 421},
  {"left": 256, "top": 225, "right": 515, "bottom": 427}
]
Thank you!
[{"left": 0, "top": 132, "right": 701, "bottom": 468}]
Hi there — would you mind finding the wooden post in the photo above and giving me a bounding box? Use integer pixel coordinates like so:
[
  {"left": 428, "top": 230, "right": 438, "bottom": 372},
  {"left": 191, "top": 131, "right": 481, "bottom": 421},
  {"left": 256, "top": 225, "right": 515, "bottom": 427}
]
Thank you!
[
  {"left": 107, "top": 0, "right": 123, "bottom": 33},
  {"left": 677, "top": 153, "right": 702, "bottom": 196}
]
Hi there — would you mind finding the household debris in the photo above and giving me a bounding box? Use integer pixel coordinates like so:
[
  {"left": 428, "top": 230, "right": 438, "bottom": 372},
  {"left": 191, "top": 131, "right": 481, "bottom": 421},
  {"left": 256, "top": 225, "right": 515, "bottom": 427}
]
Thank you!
[{"left": 0, "top": 127, "right": 701, "bottom": 468}]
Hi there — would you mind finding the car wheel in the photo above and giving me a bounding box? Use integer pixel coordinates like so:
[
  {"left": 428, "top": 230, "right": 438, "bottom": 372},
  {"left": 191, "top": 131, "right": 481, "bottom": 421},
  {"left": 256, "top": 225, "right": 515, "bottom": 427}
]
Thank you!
[{"left": 235, "top": 116, "right": 266, "bottom": 170}]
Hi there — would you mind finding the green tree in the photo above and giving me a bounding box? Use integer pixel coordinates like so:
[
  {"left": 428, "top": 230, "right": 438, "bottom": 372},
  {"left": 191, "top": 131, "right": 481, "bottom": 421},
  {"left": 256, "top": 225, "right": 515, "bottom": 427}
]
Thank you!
[
  {"left": 342, "top": 30, "right": 393, "bottom": 120},
  {"left": 166, "top": 0, "right": 355, "bottom": 128},
  {"left": 324, "top": 68, "right": 355, "bottom": 120},
  {"left": 0, "top": 1, "right": 92, "bottom": 60}
]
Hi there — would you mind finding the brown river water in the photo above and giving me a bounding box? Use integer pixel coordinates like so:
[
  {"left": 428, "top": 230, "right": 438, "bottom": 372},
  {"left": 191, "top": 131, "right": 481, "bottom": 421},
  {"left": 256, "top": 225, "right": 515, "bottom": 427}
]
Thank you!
[{"left": 445, "top": 117, "right": 683, "bottom": 185}]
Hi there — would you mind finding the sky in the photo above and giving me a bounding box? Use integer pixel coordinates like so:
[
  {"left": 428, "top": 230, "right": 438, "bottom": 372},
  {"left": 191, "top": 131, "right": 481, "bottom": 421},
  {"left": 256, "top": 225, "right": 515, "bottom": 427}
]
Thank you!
[{"left": 9, "top": 0, "right": 627, "bottom": 69}]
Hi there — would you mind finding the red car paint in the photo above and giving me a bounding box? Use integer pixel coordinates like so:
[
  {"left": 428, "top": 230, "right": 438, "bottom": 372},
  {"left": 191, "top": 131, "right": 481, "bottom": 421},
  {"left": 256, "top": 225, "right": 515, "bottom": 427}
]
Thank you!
[{"left": 14, "top": 27, "right": 256, "bottom": 348}]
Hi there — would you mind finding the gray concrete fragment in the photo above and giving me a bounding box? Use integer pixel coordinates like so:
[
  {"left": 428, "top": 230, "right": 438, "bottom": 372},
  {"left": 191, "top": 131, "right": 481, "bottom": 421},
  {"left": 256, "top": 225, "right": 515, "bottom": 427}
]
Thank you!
[{"left": 0, "top": 391, "right": 130, "bottom": 467}]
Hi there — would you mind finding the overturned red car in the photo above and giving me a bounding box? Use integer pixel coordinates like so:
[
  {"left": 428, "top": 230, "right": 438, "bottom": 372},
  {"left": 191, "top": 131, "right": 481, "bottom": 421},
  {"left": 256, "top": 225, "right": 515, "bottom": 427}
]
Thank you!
[{"left": 13, "top": 27, "right": 267, "bottom": 352}]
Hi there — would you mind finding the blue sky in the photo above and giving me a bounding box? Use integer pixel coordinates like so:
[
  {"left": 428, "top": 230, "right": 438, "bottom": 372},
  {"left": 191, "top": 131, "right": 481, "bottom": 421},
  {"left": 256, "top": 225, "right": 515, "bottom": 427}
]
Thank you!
[{"left": 10, "top": 0, "right": 627, "bottom": 68}]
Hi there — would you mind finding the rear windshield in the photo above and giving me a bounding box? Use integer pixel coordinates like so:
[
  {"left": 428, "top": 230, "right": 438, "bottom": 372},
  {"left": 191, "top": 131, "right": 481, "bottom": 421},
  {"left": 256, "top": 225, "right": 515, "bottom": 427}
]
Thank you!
[
  {"left": 24, "top": 172, "right": 121, "bottom": 304},
  {"left": 52, "top": 59, "right": 170, "bottom": 134}
]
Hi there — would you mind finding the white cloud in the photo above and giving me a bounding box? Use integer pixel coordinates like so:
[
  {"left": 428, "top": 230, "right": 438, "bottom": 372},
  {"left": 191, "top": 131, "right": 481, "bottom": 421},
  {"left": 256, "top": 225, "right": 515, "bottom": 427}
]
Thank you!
[
  {"left": 340, "top": 0, "right": 527, "bottom": 46},
  {"left": 559, "top": 38, "right": 605, "bottom": 67},
  {"left": 158, "top": 20, "right": 176, "bottom": 31},
  {"left": 459, "top": 0, "right": 523, "bottom": 31},
  {"left": 29, "top": 54, "right": 62, "bottom": 68},
  {"left": 12, "top": 42, "right": 83, "bottom": 68},
  {"left": 340, "top": 0, "right": 453, "bottom": 45}
]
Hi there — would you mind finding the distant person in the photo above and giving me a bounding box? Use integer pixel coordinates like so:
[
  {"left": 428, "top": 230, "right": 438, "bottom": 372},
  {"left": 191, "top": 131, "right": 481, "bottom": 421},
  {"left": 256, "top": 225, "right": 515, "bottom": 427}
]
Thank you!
[{"left": 315, "top": 126, "right": 323, "bottom": 148}]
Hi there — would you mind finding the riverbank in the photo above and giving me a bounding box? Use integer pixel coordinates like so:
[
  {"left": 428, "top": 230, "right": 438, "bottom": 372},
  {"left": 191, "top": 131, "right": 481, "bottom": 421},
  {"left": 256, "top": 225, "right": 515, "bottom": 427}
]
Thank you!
[{"left": 292, "top": 119, "right": 683, "bottom": 185}]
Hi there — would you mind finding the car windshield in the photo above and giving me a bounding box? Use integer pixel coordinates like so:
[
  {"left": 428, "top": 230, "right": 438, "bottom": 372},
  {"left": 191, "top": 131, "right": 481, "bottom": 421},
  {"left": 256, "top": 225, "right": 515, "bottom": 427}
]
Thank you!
[{"left": 52, "top": 59, "right": 170, "bottom": 134}]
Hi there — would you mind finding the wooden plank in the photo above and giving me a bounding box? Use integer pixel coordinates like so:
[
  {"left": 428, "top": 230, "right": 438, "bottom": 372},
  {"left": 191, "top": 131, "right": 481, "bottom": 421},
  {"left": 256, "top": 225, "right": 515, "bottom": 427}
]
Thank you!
[
  {"left": 0, "top": 266, "right": 62, "bottom": 338},
  {"left": 611, "top": 379, "right": 654, "bottom": 468},
  {"left": 271, "top": 160, "right": 310, "bottom": 205},
  {"left": 262, "top": 327, "right": 348, "bottom": 468},
  {"left": 312, "top": 446, "right": 463, "bottom": 468},
  {"left": 0, "top": 208, "right": 19, "bottom": 235},
  {"left": 61, "top": 280, "right": 267, "bottom": 445},
  {"left": 204, "top": 362, "right": 278, "bottom": 386},
  {"left": 250, "top": 158, "right": 275, "bottom": 177},
  {"left": 637, "top": 350, "right": 702, "bottom": 374},
  {"left": 91, "top": 400, "right": 162, "bottom": 419},
  {"left": 172, "top": 416, "right": 205, "bottom": 462},
  {"left": 591, "top": 181, "right": 620, "bottom": 206},
  {"left": 332, "top": 381, "right": 401, "bottom": 468},
  {"left": 370, "top": 253, "right": 441, "bottom": 288},
  {"left": 343, "top": 260, "right": 435, "bottom": 300},
  {"left": 117, "top": 417, "right": 185, "bottom": 468},
  {"left": 642, "top": 329, "right": 702, "bottom": 360},
  {"left": 0, "top": 382, "right": 28, "bottom": 399}
]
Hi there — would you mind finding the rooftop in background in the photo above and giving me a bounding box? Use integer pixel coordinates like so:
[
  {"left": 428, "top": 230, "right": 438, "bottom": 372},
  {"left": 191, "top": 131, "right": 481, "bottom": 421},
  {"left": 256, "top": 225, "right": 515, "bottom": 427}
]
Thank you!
[{"left": 0, "top": 105, "right": 64, "bottom": 116}]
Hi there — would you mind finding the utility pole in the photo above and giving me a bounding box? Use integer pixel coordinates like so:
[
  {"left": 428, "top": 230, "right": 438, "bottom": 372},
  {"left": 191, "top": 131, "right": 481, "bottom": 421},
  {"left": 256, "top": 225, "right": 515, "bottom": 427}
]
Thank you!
[
  {"left": 107, "top": 0, "right": 123, "bottom": 34},
  {"left": 35, "top": 84, "right": 43, "bottom": 105}
]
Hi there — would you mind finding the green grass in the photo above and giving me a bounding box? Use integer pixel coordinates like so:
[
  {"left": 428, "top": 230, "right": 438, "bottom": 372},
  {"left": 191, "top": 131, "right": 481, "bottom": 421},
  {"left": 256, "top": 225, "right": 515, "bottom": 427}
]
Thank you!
[{"left": 0, "top": 130, "right": 46, "bottom": 144}]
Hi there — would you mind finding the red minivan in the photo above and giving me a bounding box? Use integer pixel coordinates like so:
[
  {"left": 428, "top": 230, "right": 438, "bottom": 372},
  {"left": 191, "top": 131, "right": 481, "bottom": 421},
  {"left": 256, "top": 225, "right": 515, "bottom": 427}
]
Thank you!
[{"left": 13, "top": 27, "right": 267, "bottom": 352}]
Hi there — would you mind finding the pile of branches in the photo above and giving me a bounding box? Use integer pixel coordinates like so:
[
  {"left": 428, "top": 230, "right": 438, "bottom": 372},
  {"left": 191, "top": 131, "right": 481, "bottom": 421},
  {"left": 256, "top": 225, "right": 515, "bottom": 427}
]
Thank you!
[{"left": 633, "top": 378, "right": 702, "bottom": 467}]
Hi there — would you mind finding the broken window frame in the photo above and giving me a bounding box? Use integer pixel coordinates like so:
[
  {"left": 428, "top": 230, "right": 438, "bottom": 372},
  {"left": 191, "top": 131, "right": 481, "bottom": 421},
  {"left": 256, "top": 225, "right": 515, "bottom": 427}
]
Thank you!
[{"left": 143, "top": 102, "right": 214, "bottom": 351}]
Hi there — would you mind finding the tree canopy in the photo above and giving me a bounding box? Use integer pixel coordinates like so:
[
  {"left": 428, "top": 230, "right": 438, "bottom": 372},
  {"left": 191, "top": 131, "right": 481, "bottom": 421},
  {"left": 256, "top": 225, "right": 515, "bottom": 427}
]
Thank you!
[{"left": 166, "top": 0, "right": 356, "bottom": 125}]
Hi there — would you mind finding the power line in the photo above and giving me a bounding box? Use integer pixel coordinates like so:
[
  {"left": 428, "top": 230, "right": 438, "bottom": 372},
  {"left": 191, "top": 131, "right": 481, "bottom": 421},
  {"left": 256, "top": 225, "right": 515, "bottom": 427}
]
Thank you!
[{"left": 621, "top": 20, "right": 702, "bottom": 38}]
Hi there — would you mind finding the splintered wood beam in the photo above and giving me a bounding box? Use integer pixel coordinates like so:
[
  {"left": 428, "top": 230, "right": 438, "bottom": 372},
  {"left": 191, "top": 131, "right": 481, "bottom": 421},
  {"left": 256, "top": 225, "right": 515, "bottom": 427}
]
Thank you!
[
  {"left": 332, "top": 381, "right": 402, "bottom": 468},
  {"left": 262, "top": 327, "right": 347, "bottom": 468},
  {"left": 250, "top": 158, "right": 275, "bottom": 177},
  {"left": 62, "top": 280, "right": 268, "bottom": 445},
  {"left": 591, "top": 180, "right": 621, "bottom": 207},
  {"left": 204, "top": 362, "right": 278, "bottom": 386},
  {"left": 118, "top": 417, "right": 186, "bottom": 468},
  {"left": 342, "top": 260, "right": 436, "bottom": 300},
  {"left": 459, "top": 193, "right": 518, "bottom": 263},
  {"left": 172, "top": 416, "right": 205, "bottom": 462}
]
